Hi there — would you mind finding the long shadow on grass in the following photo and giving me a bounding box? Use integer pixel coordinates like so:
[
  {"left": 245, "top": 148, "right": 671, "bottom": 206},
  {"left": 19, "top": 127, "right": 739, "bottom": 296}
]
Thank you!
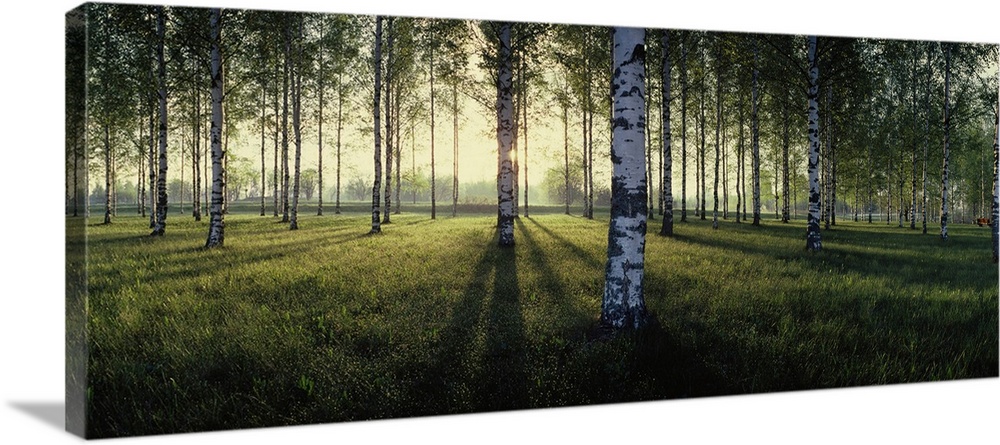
[
  {"left": 526, "top": 218, "right": 604, "bottom": 269},
  {"left": 90, "top": 228, "right": 369, "bottom": 297},
  {"left": 516, "top": 219, "right": 591, "bottom": 333},
  {"left": 407, "top": 239, "right": 529, "bottom": 415},
  {"left": 672, "top": 222, "right": 995, "bottom": 291}
]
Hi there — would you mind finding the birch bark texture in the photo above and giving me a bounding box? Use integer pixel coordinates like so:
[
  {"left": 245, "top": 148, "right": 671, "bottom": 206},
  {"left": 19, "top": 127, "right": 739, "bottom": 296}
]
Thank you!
[
  {"left": 601, "top": 27, "right": 648, "bottom": 330},
  {"left": 496, "top": 22, "right": 515, "bottom": 247},
  {"left": 151, "top": 6, "right": 168, "bottom": 236},
  {"left": 805, "top": 35, "right": 822, "bottom": 252},
  {"left": 205, "top": 8, "right": 226, "bottom": 248}
]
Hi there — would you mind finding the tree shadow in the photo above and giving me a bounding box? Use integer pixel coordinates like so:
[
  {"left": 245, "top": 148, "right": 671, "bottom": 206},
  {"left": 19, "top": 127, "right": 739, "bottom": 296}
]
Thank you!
[
  {"left": 405, "top": 237, "right": 528, "bottom": 415},
  {"left": 87, "top": 228, "right": 370, "bottom": 298},
  {"left": 515, "top": 219, "right": 591, "bottom": 333},
  {"left": 525, "top": 218, "right": 604, "bottom": 270},
  {"left": 670, "top": 222, "right": 996, "bottom": 291}
]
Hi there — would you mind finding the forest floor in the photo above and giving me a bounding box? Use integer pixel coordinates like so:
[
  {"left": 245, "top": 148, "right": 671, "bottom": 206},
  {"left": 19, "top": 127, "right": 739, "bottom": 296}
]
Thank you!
[{"left": 72, "top": 205, "right": 999, "bottom": 437}]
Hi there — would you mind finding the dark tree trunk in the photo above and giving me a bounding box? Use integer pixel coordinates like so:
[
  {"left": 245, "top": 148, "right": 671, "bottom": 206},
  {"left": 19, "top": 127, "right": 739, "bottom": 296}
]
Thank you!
[
  {"left": 336, "top": 71, "right": 344, "bottom": 214},
  {"left": 317, "top": 21, "right": 325, "bottom": 217},
  {"left": 290, "top": 18, "right": 303, "bottom": 231},
  {"left": 273, "top": 69, "right": 280, "bottom": 217},
  {"left": 430, "top": 42, "right": 437, "bottom": 219},
  {"left": 681, "top": 33, "right": 688, "bottom": 222},
  {"left": 452, "top": 81, "right": 459, "bottom": 217},
  {"left": 383, "top": 17, "right": 394, "bottom": 225},
  {"left": 281, "top": 24, "right": 290, "bottom": 223},
  {"left": 564, "top": 101, "right": 571, "bottom": 215},
  {"left": 260, "top": 86, "right": 266, "bottom": 216},
  {"left": 751, "top": 36, "right": 761, "bottom": 226},
  {"left": 371, "top": 17, "right": 383, "bottom": 234},
  {"left": 660, "top": 29, "right": 674, "bottom": 236},
  {"left": 940, "top": 43, "right": 951, "bottom": 240}
]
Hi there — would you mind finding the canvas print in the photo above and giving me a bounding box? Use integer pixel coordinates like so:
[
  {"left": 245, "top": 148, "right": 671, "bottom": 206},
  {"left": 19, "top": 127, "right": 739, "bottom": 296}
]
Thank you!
[{"left": 65, "top": 2, "right": 999, "bottom": 439}]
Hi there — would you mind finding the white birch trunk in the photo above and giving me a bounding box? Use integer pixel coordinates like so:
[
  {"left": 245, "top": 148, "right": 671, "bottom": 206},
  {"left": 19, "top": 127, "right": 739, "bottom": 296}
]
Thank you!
[
  {"left": 151, "top": 6, "right": 168, "bottom": 236},
  {"left": 205, "top": 8, "right": 226, "bottom": 248},
  {"left": 805, "top": 35, "right": 822, "bottom": 252},
  {"left": 497, "top": 22, "right": 515, "bottom": 246},
  {"left": 602, "top": 27, "right": 648, "bottom": 330}
]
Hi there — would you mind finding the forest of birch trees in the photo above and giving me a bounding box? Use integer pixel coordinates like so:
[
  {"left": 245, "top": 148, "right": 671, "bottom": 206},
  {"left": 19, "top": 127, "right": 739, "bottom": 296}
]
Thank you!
[{"left": 67, "top": 4, "right": 1000, "bottom": 326}]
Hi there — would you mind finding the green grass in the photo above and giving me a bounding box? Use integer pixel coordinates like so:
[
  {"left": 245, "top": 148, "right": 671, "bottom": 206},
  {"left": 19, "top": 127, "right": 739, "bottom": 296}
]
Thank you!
[{"left": 75, "top": 209, "right": 999, "bottom": 437}]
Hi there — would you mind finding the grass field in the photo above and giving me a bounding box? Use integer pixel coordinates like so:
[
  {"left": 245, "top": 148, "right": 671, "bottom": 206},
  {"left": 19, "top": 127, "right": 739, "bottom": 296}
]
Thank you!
[{"left": 72, "top": 206, "right": 998, "bottom": 437}]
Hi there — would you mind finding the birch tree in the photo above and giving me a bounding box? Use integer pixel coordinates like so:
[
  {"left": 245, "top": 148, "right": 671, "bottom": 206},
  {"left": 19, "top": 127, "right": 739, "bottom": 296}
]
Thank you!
[
  {"left": 752, "top": 36, "right": 761, "bottom": 226},
  {"left": 660, "top": 29, "right": 674, "bottom": 236},
  {"left": 681, "top": 31, "right": 689, "bottom": 222},
  {"left": 370, "top": 16, "right": 384, "bottom": 234},
  {"left": 280, "top": 20, "right": 291, "bottom": 223},
  {"left": 806, "top": 35, "right": 822, "bottom": 251},
  {"left": 992, "top": 72, "right": 999, "bottom": 262},
  {"left": 383, "top": 17, "right": 394, "bottom": 225},
  {"left": 601, "top": 26, "right": 648, "bottom": 330},
  {"left": 151, "top": 5, "right": 169, "bottom": 236},
  {"left": 712, "top": 37, "right": 721, "bottom": 230},
  {"left": 289, "top": 16, "right": 304, "bottom": 231},
  {"left": 941, "top": 43, "right": 952, "bottom": 240},
  {"left": 497, "top": 22, "right": 515, "bottom": 247},
  {"left": 205, "top": 8, "right": 225, "bottom": 247}
]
